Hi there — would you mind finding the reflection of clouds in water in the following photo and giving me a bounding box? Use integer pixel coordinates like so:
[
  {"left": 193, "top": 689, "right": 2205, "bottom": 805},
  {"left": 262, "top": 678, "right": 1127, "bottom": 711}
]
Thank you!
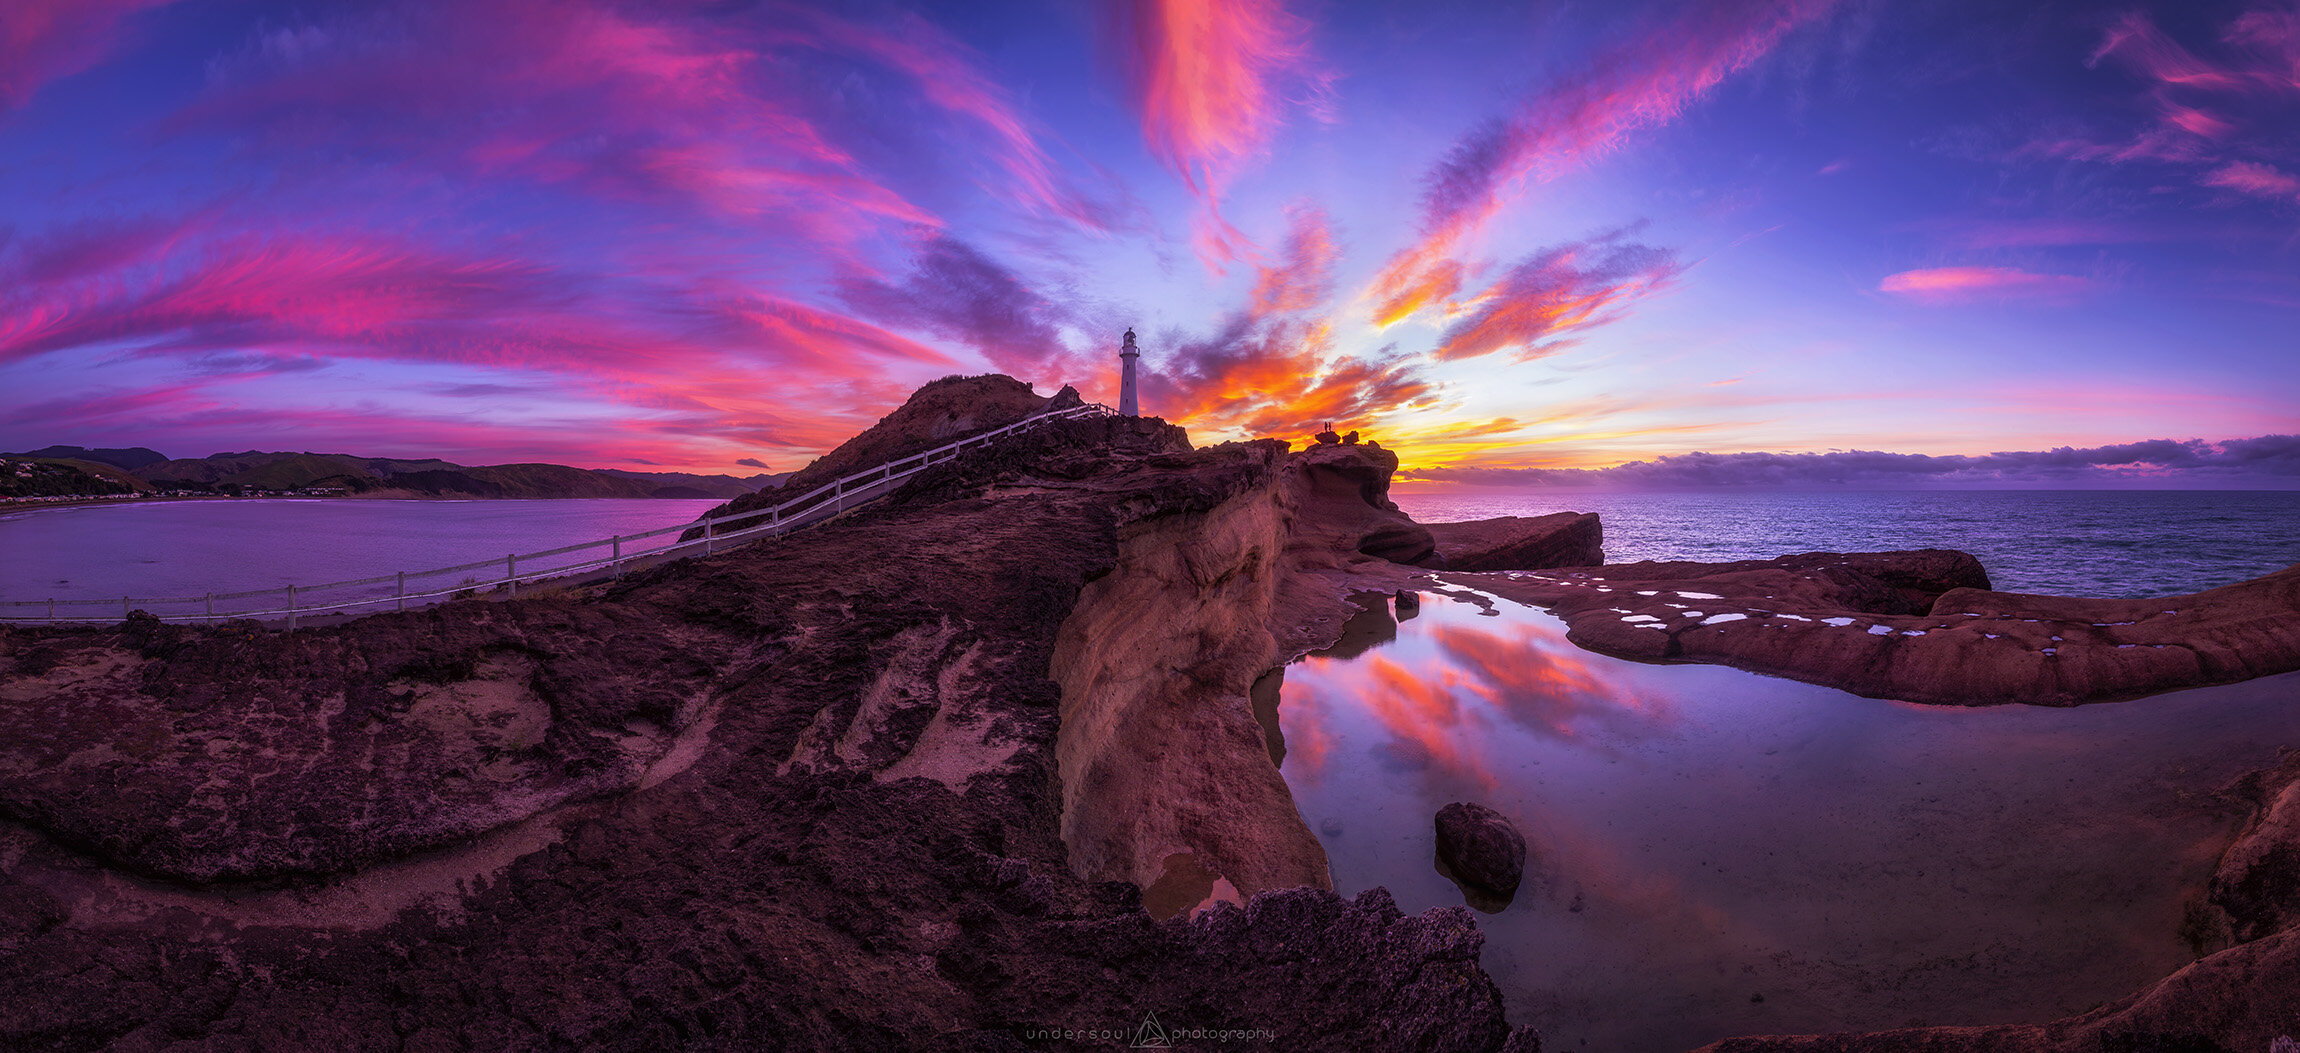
[
  {"left": 1277, "top": 677, "right": 1338, "bottom": 785},
  {"left": 1361, "top": 655, "right": 1492, "bottom": 791},
  {"left": 1280, "top": 598, "right": 1679, "bottom": 792},
  {"left": 1281, "top": 590, "right": 2300, "bottom": 1048},
  {"left": 1430, "top": 621, "right": 1678, "bottom": 747}
]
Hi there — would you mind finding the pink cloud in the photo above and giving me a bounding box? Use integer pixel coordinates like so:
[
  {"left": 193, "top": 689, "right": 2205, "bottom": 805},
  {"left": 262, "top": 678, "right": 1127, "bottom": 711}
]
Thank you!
[
  {"left": 162, "top": 0, "right": 1121, "bottom": 269},
  {"left": 1433, "top": 230, "right": 1683, "bottom": 361},
  {"left": 0, "top": 212, "right": 985, "bottom": 472},
  {"left": 777, "top": 10, "right": 1112, "bottom": 231},
  {"left": 0, "top": 0, "right": 175, "bottom": 111},
  {"left": 2091, "top": 8, "right": 2300, "bottom": 95},
  {"left": 2202, "top": 160, "right": 2300, "bottom": 200},
  {"left": 2064, "top": 6, "right": 2300, "bottom": 206},
  {"left": 1369, "top": 0, "right": 1836, "bottom": 326},
  {"left": 1877, "top": 266, "right": 2093, "bottom": 305},
  {"left": 1102, "top": 0, "right": 1325, "bottom": 267}
]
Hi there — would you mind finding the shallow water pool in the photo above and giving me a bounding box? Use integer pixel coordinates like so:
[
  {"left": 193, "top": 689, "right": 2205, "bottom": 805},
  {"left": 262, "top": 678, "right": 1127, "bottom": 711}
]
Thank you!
[{"left": 1275, "top": 587, "right": 2300, "bottom": 1051}]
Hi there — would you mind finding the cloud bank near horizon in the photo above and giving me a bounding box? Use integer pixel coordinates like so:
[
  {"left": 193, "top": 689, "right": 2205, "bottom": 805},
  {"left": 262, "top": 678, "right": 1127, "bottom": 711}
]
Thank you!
[{"left": 1397, "top": 436, "right": 2300, "bottom": 489}]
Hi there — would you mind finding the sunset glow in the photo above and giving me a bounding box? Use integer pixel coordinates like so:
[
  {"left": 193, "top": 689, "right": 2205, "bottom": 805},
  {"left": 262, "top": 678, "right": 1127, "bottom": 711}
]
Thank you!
[{"left": 1, "top": 0, "right": 2294, "bottom": 483}]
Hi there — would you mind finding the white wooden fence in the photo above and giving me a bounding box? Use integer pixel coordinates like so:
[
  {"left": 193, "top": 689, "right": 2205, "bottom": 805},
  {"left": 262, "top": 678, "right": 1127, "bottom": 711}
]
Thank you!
[{"left": 1, "top": 403, "right": 1112, "bottom": 627}]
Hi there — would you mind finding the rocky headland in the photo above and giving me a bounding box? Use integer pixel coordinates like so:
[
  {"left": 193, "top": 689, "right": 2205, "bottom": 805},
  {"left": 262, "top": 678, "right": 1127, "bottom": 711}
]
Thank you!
[
  {"left": 4, "top": 373, "right": 2299, "bottom": 1050},
  {"left": 0, "top": 385, "right": 1535, "bottom": 1051}
]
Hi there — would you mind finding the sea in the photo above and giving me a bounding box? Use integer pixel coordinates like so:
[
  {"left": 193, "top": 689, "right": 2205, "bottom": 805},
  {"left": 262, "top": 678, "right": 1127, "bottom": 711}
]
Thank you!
[
  {"left": 0, "top": 498, "right": 721, "bottom": 609},
  {"left": 1392, "top": 488, "right": 2300, "bottom": 598}
]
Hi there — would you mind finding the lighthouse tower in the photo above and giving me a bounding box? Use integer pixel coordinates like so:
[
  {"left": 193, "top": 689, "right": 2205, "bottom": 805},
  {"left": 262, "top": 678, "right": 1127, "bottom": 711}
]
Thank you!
[{"left": 1118, "top": 327, "right": 1141, "bottom": 417}]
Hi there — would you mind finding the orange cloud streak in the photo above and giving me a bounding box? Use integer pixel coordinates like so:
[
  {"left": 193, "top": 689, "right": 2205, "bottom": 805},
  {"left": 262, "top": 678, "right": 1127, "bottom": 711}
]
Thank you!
[{"left": 1150, "top": 206, "right": 1435, "bottom": 438}]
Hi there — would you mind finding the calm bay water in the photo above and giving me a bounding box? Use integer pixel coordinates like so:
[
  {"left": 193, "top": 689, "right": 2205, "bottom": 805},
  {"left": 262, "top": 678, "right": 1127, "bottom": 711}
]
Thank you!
[
  {"left": 1279, "top": 589, "right": 2300, "bottom": 1052},
  {"left": 0, "top": 498, "right": 720, "bottom": 604},
  {"left": 1392, "top": 489, "right": 2300, "bottom": 598}
]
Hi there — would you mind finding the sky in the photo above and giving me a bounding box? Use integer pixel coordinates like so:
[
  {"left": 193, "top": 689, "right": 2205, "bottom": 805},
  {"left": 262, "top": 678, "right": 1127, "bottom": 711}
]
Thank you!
[{"left": 1, "top": 0, "right": 2296, "bottom": 487}]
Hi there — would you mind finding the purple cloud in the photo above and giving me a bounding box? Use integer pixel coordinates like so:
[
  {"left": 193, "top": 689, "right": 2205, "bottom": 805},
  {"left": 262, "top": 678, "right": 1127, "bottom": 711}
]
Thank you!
[{"left": 1401, "top": 436, "right": 2300, "bottom": 488}]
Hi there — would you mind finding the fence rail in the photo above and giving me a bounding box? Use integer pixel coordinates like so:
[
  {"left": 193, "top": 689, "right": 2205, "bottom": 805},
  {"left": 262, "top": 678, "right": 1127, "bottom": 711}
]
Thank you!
[{"left": 3, "top": 403, "right": 1113, "bottom": 627}]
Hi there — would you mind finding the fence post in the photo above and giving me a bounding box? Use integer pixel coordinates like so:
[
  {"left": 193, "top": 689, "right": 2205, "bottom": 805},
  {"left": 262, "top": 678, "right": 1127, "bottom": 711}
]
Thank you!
[
  {"left": 205, "top": 594, "right": 214, "bottom": 625},
  {"left": 834, "top": 480, "right": 846, "bottom": 513},
  {"left": 287, "top": 584, "right": 297, "bottom": 631},
  {"left": 612, "top": 534, "right": 623, "bottom": 578},
  {"left": 123, "top": 596, "right": 130, "bottom": 621},
  {"left": 704, "top": 518, "right": 715, "bottom": 556},
  {"left": 47, "top": 598, "right": 54, "bottom": 623},
  {"left": 507, "top": 554, "right": 518, "bottom": 597},
  {"left": 396, "top": 571, "right": 406, "bottom": 612}
]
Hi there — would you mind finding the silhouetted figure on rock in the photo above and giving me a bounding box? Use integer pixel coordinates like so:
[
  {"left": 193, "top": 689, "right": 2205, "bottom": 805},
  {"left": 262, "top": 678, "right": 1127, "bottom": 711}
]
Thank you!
[{"left": 1314, "top": 423, "right": 1341, "bottom": 445}]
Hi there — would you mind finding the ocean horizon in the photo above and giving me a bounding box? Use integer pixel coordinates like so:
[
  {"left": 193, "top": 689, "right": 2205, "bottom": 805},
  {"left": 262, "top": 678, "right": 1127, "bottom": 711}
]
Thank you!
[{"left": 1392, "top": 487, "right": 2300, "bottom": 599}]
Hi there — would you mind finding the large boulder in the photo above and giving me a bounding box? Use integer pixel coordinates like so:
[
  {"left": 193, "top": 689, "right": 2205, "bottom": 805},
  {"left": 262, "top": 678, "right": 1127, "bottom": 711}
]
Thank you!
[
  {"left": 1435, "top": 802, "right": 1527, "bottom": 895},
  {"left": 1426, "top": 512, "right": 1603, "bottom": 571}
]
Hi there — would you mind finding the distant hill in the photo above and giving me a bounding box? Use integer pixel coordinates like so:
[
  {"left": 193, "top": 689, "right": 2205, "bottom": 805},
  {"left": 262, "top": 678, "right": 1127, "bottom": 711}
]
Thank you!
[
  {"left": 8, "top": 445, "right": 169, "bottom": 471},
  {"left": 0, "top": 457, "right": 143, "bottom": 498},
  {"left": 598, "top": 467, "right": 791, "bottom": 496},
  {"left": 4, "top": 446, "right": 784, "bottom": 500}
]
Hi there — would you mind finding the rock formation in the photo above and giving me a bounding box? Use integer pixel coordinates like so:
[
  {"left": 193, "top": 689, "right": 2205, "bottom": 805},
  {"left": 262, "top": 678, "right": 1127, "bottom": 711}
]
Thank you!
[
  {"left": 1284, "top": 440, "right": 1438, "bottom": 567},
  {"left": 1435, "top": 803, "right": 1528, "bottom": 896},
  {"left": 1469, "top": 548, "right": 2300, "bottom": 706},
  {"left": 1425, "top": 512, "right": 1603, "bottom": 571},
  {"left": 0, "top": 395, "right": 1535, "bottom": 1050}
]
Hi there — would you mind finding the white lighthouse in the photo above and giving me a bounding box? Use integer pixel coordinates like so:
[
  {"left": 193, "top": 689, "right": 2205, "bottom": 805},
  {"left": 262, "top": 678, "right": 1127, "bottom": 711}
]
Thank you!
[{"left": 1118, "top": 327, "right": 1141, "bottom": 417}]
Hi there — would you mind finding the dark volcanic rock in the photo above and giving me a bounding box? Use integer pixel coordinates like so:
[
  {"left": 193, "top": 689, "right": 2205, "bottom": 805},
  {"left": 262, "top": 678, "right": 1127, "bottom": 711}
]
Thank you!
[
  {"left": 1427, "top": 512, "right": 1603, "bottom": 571},
  {"left": 1435, "top": 802, "right": 1527, "bottom": 895}
]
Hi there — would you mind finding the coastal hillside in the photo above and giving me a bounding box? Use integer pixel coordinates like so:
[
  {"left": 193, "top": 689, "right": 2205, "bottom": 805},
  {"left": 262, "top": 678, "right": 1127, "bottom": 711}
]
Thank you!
[
  {"left": 0, "top": 457, "right": 146, "bottom": 498},
  {"left": 4, "top": 445, "right": 781, "bottom": 499},
  {"left": 5, "top": 446, "right": 169, "bottom": 472},
  {"left": 694, "top": 373, "right": 1080, "bottom": 524}
]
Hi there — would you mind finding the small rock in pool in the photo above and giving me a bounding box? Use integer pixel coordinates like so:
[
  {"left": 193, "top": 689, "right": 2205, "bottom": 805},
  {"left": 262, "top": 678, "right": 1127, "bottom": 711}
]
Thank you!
[{"left": 1435, "top": 802, "right": 1527, "bottom": 895}]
